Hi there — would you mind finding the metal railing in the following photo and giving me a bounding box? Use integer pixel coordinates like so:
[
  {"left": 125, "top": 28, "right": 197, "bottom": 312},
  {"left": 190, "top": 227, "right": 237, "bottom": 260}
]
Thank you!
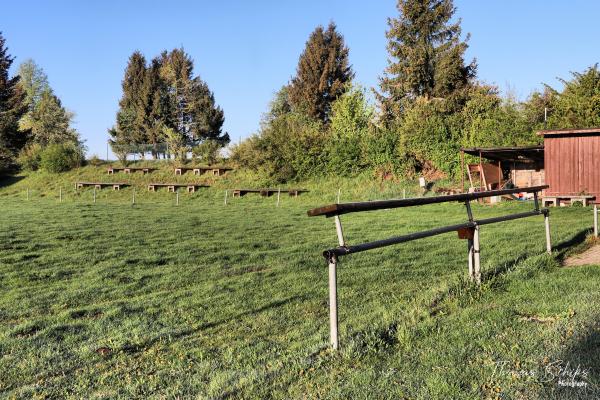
[{"left": 307, "top": 185, "right": 550, "bottom": 350}]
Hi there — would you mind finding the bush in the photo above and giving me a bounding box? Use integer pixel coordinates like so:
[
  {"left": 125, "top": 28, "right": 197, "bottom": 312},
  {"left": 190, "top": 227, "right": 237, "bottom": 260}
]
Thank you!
[
  {"left": 40, "top": 143, "right": 83, "bottom": 173},
  {"left": 192, "top": 140, "right": 222, "bottom": 165},
  {"left": 17, "top": 143, "right": 43, "bottom": 171},
  {"left": 87, "top": 154, "right": 103, "bottom": 166}
]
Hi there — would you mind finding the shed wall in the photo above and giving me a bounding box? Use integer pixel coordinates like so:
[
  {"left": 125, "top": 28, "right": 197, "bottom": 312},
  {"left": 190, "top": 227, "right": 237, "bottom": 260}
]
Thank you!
[{"left": 545, "top": 135, "right": 600, "bottom": 199}]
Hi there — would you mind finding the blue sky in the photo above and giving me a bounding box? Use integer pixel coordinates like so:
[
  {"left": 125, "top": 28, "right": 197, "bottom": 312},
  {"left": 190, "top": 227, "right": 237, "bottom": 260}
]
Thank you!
[{"left": 2, "top": 1, "right": 600, "bottom": 157}]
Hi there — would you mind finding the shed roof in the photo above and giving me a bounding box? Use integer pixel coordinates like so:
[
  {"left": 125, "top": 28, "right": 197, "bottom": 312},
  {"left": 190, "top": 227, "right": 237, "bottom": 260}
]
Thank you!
[
  {"left": 461, "top": 146, "right": 544, "bottom": 163},
  {"left": 537, "top": 128, "right": 600, "bottom": 136}
]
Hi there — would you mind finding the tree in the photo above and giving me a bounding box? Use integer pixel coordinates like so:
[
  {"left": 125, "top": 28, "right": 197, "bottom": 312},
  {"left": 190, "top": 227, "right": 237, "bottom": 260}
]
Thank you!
[
  {"left": 377, "top": 0, "right": 476, "bottom": 120},
  {"left": 0, "top": 32, "right": 27, "bottom": 170},
  {"left": 28, "top": 88, "right": 80, "bottom": 146},
  {"left": 114, "top": 51, "right": 150, "bottom": 156},
  {"left": 544, "top": 65, "right": 600, "bottom": 129},
  {"left": 17, "top": 59, "right": 50, "bottom": 115},
  {"left": 288, "top": 22, "right": 354, "bottom": 124},
  {"left": 326, "top": 85, "right": 374, "bottom": 175},
  {"left": 158, "top": 48, "right": 229, "bottom": 160}
]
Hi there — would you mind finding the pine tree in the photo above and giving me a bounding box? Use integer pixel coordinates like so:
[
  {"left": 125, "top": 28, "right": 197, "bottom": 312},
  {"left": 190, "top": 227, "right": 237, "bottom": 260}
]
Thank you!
[
  {"left": 0, "top": 32, "right": 27, "bottom": 170},
  {"left": 118, "top": 51, "right": 149, "bottom": 151},
  {"left": 159, "top": 48, "right": 228, "bottom": 159},
  {"left": 288, "top": 22, "right": 354, "bottom": 124},
  {"left": 144, "top": 57, "right": 169, "bottom": 158},
  {"left": 377, "top": 0, "right": 476, "bottom": 120}
]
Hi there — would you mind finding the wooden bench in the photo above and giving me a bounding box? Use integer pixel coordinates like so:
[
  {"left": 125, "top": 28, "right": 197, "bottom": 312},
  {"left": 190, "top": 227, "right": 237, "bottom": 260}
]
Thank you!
[
  {"left": 76, "top": 182, "right": 128, "bottom": 190},
  {"left": 231, "top": 188, "right": 309, "bottom": 197},
  {"left": 147, "top": 183, "right": 210, "bottom": 193},
  {"left": 107, "top": 167, "right": 156, "bottom": 175},
  {"left": 175, "top": 166, "right": 233, "bottom": 176},
  {"left": 543, "top": 195, "right": 595, "bottom": 207}
]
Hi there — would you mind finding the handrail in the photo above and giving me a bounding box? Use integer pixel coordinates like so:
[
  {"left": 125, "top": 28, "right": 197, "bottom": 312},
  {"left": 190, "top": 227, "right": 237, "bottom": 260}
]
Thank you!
[
  {"left": 308, "top": 185, "right": 551, "bottom": 350},
  {"left": 307, "top": 185, "right": 548, "bottom": 217}
]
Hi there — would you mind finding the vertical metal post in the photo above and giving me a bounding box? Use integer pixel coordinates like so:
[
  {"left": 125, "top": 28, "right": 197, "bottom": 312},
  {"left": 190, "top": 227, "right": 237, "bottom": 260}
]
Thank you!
[
  {"left": 277, "top": 188, "right": 281, "bottom": 207},
  {"left": 465, "top": 200, "right": 475, "bottom": 282},
  {"left": 337, "top": 188, "right": 341, "bottom": 204},
  {"left": 329, "top": 215, "right": 345, "bottom": 350},
  {"left": 334, "top": 215, "right": 345, "bottom": 246},
  {"left": 467, "top": 238, "right": 474, "bottom": 281},
  {"left": 594, "top": 204, "right": 598, "bottom": 238},
  {"left": 478, "top": 151, "right": 483, "bottom": 191},
  {"left": 224, "top": 190, "right": 228, "bottom": 205},
  {"left": 328, "top": 255, "right": 339, "bottom": 350},
  {"left": 473, "top": 224, "right": 481, "bottom": 284},
  {"left": 461, "top": 150, "right": 465, "bottom": 192},
  {"left": 176, "top": 191, "right": 179, "bottom": 206},
  {"left": 544, "top": 210, "right": 552, "bottom": 254},
  {"left": 403, "top": 189, "right": 406, "bottom": 199},
  {"left": 93, "top": 188, "right": 96, "bottom": 204}
]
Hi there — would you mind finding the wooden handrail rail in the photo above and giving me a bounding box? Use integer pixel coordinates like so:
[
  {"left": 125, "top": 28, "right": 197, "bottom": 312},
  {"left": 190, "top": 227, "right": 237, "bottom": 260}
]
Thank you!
[{"left": 307, "top": 185, "right": 548, "bottom": 217}]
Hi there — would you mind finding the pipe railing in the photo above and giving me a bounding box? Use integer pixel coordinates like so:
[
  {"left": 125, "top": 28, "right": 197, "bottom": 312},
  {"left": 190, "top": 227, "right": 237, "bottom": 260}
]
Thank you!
[{"left": 307, "top": 185, "right": 550, "bottom": 350}]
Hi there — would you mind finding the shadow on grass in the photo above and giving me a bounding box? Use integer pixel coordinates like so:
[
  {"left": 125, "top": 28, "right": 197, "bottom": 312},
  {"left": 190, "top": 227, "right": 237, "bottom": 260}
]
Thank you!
[
  {"left": 120, "top": 295, "right": 306, "bottom": 355},
  {"left": 539, "top": 316, "right": 600, "bottom": 399},
  {"left": 0, "top": 175, "right": 24, "bottom": 189}
]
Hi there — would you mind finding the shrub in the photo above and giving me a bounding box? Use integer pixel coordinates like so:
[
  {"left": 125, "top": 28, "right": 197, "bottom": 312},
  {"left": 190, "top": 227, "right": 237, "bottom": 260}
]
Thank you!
[
  {"left": 40, "top": 143, "right": 83, "bottom": 173},
  {"left": 87, "top": 154, "right": 103, "bottom": 166},
  {"left": 17, "top": 143, "right": 43, "bottom": 171},
  {"left": 192, "top": 140, "right": 222, "bottom": 165}
]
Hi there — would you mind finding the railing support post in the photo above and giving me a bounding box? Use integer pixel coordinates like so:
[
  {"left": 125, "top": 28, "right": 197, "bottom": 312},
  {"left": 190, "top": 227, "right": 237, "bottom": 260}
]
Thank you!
[
  {"left": 594, "top": 204, "right": 598, "bottom": 238},
  {"left": 467, "top": 238, "right": 474, "bottom": 281},
  {"left": 544, "top": 209, "right": 552, "bottom": 253},
  {"left": 328, "top": 255, "right": 339, "bottom": 350},
  {"left": 473, "top": 224, "right": 481, "bottom": 284},
  {"left": 334, "top": 215, "right": 345, "bottom": 246}
]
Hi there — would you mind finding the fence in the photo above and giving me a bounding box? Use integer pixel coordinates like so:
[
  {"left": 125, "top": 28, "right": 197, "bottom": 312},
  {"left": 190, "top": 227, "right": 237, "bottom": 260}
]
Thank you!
[{"left": 307, "top": 185, "right": 550, "bottom": 350}]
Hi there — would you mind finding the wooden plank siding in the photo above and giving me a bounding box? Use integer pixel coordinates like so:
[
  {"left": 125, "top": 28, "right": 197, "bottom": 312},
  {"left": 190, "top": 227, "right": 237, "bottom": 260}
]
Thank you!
[{"left": 543, "top": 133, "right": 600, "bottom": 201}]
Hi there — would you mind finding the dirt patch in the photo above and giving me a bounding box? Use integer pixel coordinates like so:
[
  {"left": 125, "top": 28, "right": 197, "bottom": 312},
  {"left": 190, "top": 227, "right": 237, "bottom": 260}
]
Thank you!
[{"left": 564, "top": 244, "right": 600, "bottom": 267}]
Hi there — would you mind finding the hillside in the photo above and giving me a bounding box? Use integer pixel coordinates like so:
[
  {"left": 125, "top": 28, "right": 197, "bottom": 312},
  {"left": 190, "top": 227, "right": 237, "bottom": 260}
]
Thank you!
[{"left": 0, "top": 170, "right": 599, "bottom": 398}]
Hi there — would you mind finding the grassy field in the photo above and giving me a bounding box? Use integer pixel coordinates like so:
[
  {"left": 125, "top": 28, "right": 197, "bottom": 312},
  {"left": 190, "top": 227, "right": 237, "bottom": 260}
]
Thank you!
[{"left": 1, "top": 166, "right": 600, "bottom": 398}]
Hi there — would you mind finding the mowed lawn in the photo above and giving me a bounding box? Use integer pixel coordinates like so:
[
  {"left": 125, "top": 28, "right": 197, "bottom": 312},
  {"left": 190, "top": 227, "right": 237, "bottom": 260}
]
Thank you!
[{"left": 1, "top": 188, "right": 600, "bottom": 399}]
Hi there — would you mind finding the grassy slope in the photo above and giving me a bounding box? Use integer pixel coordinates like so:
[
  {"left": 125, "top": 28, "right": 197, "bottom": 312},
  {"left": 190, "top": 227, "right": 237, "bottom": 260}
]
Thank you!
[{"left": 0, "top": 166, "right": 599, "bottom": 399}]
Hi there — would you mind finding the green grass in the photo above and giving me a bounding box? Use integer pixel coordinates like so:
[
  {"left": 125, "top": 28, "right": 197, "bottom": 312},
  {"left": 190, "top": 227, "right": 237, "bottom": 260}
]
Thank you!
[{"left": 1, "top": 169, "right": 600, "bottom": 398}]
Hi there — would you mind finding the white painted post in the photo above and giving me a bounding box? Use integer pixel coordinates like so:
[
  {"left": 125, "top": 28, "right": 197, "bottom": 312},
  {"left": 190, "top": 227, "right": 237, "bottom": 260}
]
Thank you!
[
  {"left": 224, "top": 190, "right": 228, "bottom": 205},
  {"left": 328, "top": 256, "right": 339, "bottom": 350},
  {"left": 328, "top": 215, "right": 346, "bottom": 350},
  {"left": 337, "top": 188, "right": 341, "bottom": 204},
  {"left": 403, "top": 188, "right": 406, "bottom": 199},
  {"left": 176, "top": 191, "right": 179, "bottom": 206},
  {"left": 473, "top": 225, "right": 481, "bottom": 285},
  {"left": 467, "top": 238, "right": 474, "bottom": 281},
  {"left": 93, "top": 188, "right": 96, "bottom": 204},
  {"left": 334, "top": 215, "right": 345, "bottom": 246},
  {"left": 594, "top": 204, "right": 598, "bottom": 238},
  {"left": 277, "top": 188, "right": 281, "bottom": 207},
  {"left": 545, "top": 212, "right": 552, "bottom": 253}
]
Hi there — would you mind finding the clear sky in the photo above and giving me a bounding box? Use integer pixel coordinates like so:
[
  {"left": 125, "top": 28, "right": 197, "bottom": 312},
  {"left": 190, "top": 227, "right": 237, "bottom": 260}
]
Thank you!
[{"left": 2, "top": 1, "right": 600, "bottom": 157}]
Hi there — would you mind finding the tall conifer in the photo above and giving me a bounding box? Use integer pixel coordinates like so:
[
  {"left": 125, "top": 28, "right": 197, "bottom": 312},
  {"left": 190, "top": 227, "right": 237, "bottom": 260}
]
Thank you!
[
  {"left": 0, "top": 32, "right": 27, "bottom": 169},
  {"left": 288, "top": 22, "right": 354, "bottom": 124},
  {"left": 377, "top": 0, "right": 476, "bottom": 120}
]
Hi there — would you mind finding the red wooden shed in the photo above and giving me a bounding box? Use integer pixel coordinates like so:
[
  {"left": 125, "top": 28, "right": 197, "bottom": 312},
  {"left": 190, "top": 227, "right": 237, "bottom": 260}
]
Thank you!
[{"left": 538, "top": 128, "right": 600, "bottom": 206}]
